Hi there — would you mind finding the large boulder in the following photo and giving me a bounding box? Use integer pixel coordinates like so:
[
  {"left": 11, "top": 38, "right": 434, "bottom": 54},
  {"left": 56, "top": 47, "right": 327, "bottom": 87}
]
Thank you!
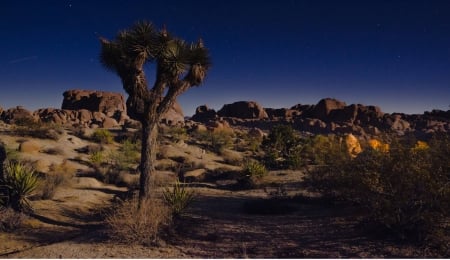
[
  {"left": 161, "top": 101, "right": 185, "bottom": 125},
  {"left": 34, "top": 108, "right": 69, "bottom": 124},
  {"left": 217, "top": 101, "right": 268, "bottom": 119},
  {"left": 191, "top": 105, "right": 217, "bottom": 122},
  {"left": 19, "top": 140, "right": 41, "bottom": 153},
  {"left": 2, "top": 106, "right": 36, "bottom": 124},
  {"left": 310, "top": 98, "right": 347, "bottom": 121},
  {"left": 265, "top": 108, "right": 299, "bottom": 120},
  {"left": 62, "top": 89, "right": 126, "bottom": 117}
]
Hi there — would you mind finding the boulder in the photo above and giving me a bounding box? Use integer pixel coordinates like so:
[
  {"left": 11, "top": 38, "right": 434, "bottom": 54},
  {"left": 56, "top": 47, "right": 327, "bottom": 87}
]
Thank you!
[
  {"left": 184, "top": 168, "right": 207, "bottom": 182},
  {"left": 207, "top": 119, "right": 234, "bottom": 133},
  {"left": 2, "top": 106, "right": 36, "bottom": 124},
  {"left": 161, "top": 101, "right": 184, "bottom": 125},
  {"left": 265, "top": 108, "right": 299, "bottom": 120},
  {"left": 78, "top": 109, "right": 93, "bottom": 123},
  {"left": 217, "top": 101, "right": 268, "bottom": 119},
  {"left": 248, "top": 127, "right": 265, "bottom": 139},
  {"left": 345, "top": 134, "right": 362, "bottom": 158},
  {"left": 62, "top": 89, "right": 126, "bottom": 116},
  {"left": 102, "top": 117, "right": 119, "bottom": 128},
  {"left": 310, "top": 98, "right": 346, "bottom": 121},
  {"left": 35, "top": 108, "right": 69, "bottom": 124},
  {"left": 355, "top": 105, "right": 384, "bottom": 125},
  {"left": 19, "top": 140, "right": 41, "bottom": 153},
  {"left": 192, "top": 105, "right": 217, "bottom": 122}
]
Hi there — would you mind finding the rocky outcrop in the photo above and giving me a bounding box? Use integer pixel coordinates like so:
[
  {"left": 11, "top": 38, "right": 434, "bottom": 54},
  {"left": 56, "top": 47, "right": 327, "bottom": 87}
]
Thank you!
[
  {"left": 310, "top": 98, "right": 347, "bottom": 121},
  {"left": 190, "top": 98, "right": 449, "bottom": 138},
  {"left": 191, "top": 105, "right": 217, "bottom": 123},
  {"left": 62, "top": 89, "right": 126, "bottom": 117},
  {"left": 1, "top": 106, "right": 36, "bottom": 124},
  {"left": 26, "top": 89, "right": 183, "bottom": 128},
  {"left": 217, "top": 101, "right": 268, "bottom": 119},
  {"left": 161, "top": 101, "right": 185, "bottom": 126}
]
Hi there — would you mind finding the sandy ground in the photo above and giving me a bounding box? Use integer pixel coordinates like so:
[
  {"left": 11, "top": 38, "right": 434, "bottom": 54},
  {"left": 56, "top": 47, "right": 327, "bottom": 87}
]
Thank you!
[{"left": 0, "top": 126, "right": 446, "bottom": 258}]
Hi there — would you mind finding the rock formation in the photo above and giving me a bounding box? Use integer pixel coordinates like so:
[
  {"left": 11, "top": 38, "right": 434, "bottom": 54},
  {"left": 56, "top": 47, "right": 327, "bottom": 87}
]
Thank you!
[
  {"left": 191, "top": 98, "right": 450, "bottom": 139},
  {"left": 1, "top": 106, "right": 36, "bottom": 124},
  {"left": 62, "top": 89, "right": 126, "bottom": 117},
  {"left": 217, "top": 101, "right": 268, "bottom": 119},
  {"left": 29, "top": 89, "right": 184, "bottom": 128},
  {"left": 191, "top": 105, "right": 217, "bottom": 122}
]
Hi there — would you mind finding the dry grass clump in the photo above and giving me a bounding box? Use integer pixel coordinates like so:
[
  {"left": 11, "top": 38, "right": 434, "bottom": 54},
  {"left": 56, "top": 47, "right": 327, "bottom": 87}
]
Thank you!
[
  {"left": 91, "top": 129, "right": 114, "bottom": 144},
  {"left": 105, "top": 196, "right": 171, "bottom": 245},
  {"left": 0, "top": 207, "right": 26, "bottom": 232},
  {"left": 12, "top": 120, "right": 64, "bottom": 141},
  {"left": 37, "top": 160, "right": 76, "bottom": 200},
  {"left": 221, "top": 149, "right": 243, "bottom": 166}
]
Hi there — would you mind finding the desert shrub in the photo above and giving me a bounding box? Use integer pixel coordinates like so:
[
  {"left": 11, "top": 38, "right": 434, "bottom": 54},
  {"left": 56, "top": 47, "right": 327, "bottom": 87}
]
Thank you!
[
  {"left": 221, "top": 149, "right": 243, "bottom": 166},
  {"left": 89, "top": 150, "right": 104, "bottom": 166},
  {"left": 91, "top": 129, "right": 114, "bottom": 144},
  {"left": 38, "top": 161, "right": 74, "bottom": 200},
  {"left": 39, "top": 174, "right": 65, "bottom": 200},
  {"left": 238, "top": 160, "right": 268, "bottom": 188},
  {"left": 164, "top": 126, "right": 188, "bottom": 142},
  {"left": 5, "top": 147, "right": 20, "bottom": 163},
  {"left": 0, "top": 207, "right": 25, "bottom": 232},
  {"left": 261, "top": 124, "right": 311, "bottom": 169},
  {"left": 1, "top": 161, "right": 39, "bottom": 212},
  {"left": 192, "top": 130, "right": 234, "bottom": 154},
  {"left": 108, "top": 139, "right": 140, "bottom": 171},
  {"left": 163, "top": 180, "right": 195, "bottom": 217},
  {"left": 306, "top": 134, "right": 450, "bottom": 244},
  {"left": 105, "top": 196, "right": 171, "bottom": 245}
]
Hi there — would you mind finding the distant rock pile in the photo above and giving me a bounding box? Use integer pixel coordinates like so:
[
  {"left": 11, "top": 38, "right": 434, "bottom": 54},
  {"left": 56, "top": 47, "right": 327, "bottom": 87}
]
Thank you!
[
  {"left": 0, "top": 89, "right": 184, "bottom": 128},
  {"left": 191, "top": 98, "right": 450, "bottom": 138}
]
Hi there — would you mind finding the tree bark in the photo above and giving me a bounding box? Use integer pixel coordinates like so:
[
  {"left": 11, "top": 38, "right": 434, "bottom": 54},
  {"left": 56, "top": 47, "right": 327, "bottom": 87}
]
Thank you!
[{"left": 138, "top": 118, "right": 158, "bottom": 204}]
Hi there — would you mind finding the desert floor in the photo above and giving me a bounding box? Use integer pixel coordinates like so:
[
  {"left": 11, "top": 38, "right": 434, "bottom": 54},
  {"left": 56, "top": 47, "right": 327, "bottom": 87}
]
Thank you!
[{"left": 0, "top": 126, "right": 442, "bottom": 258}]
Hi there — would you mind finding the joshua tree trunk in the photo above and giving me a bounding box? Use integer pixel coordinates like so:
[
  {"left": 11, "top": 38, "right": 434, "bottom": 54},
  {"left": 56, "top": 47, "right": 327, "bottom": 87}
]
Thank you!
[{"left": 139, "top": 118, "right": 158, "bottom": 203}]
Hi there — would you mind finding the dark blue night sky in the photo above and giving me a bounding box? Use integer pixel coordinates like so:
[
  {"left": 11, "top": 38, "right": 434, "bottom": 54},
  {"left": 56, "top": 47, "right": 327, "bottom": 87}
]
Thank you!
[{"left": 1, "top": 0, "right": 449, "bottom": 115}]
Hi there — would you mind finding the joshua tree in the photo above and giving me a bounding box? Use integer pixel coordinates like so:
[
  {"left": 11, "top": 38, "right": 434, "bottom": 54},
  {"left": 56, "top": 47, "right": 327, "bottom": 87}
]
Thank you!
[{"left": 99, "top": 21, "right": 210, "bottom": 203}]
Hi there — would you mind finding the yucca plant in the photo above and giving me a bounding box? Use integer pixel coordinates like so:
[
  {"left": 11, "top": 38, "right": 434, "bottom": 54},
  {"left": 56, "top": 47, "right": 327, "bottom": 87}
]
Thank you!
[
  {"left": 162, "top": 180, "right": 195, "bottom": 217},
  {"left": 1, "top": 161, "right": 39, "bottom": 212},
  {"left": 239, "top": 159, "right": 268, "bottom": 189}
]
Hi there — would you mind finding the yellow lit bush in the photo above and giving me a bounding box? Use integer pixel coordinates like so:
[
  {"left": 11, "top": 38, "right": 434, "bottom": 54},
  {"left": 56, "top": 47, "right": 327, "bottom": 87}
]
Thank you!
[{"left": 306, "top": 134, "right": 450, "bottom": 244}]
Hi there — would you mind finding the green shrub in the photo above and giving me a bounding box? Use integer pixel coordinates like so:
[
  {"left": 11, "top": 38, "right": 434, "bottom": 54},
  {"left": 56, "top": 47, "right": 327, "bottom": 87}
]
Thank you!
[
  {"left": 1, "top": 161, "right": 39, "bottom": 212},
  {"left": 261, "top": 124, "right": 311, "bottom": 169},
  {"left": 91, "top": 129, "right": 114, "bottom": 144},
  {"left": 305, "top": 134, "right": 450, "bottom": 244},
  {"left": 239, "top": 160, "right": 268, "bottom": 188},
  {"left": 165, "top": 126, "right": 188, "bottom": 142},
  {"left": 108, "top": 139, "right": 140, "bottom": 171},
  {"left": 89, "top": 151, "right": 104, "bottom": 166},
  {"left": 191, "top": 129, "right": 234, "bottom": 154},
  {"left": 163, "top": 180, "right": 195, "bottom": 217}
]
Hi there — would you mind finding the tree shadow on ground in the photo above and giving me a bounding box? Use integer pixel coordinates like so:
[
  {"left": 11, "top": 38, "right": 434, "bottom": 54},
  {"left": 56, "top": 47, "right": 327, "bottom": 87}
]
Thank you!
[{"left": 169, "top": 194, "right": 428, "bottom": 258}]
